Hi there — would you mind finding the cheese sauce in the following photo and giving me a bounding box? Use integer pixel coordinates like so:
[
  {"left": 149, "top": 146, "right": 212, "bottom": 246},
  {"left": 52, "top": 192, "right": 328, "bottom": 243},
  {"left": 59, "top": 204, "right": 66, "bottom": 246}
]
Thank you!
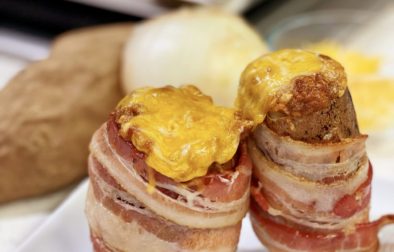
[
  {"left": 116, "top": 85, "right": 250, "bottom": 182},
  {"left": 236, "top": 49, "right": 347, "bottom": 124}
]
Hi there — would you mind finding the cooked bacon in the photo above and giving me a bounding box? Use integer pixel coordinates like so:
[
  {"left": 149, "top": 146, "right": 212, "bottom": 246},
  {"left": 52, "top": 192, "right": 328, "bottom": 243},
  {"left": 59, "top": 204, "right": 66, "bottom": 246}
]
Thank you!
[
  {"left": 249, "top": 138, "right": 371, "bottom": 227},
  {"left": 249, "top": 124, "right": 394, "bottom": 251},
  {"left": 87, "top": 154, "right": 242, "bottom": 252},
  {"left": 332, "top": 165, "right": 372, "bottom": 219},
  {"left": 86, "top": 118, "right": 252, "bottom": 252},
  {"left": 251, "top": 199, "right": 394, "bottom": 252},
  {"left": 253, "top": 124, "right": 367, "bottom": 182},
  {"left": 90, "top": 234, "right": 114, "bottom": 252},
  {"left": 89, "top": 122, "right": 251, "bottom": 228}
]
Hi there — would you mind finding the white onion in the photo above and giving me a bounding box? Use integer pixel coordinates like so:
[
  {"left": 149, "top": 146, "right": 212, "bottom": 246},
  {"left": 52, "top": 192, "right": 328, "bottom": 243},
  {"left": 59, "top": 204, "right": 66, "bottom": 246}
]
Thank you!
[{"left": 122, "top": 7, "right": 268, "bottom": 107}]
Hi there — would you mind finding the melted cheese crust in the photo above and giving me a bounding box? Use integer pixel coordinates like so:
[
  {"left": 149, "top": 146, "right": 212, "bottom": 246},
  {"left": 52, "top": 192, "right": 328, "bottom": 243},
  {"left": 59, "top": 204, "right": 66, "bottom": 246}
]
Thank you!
[
  {"left": 116, "top": 85, "right": 249, "bottom": 182},
  {"left": 236, "top": 49, "right": 347, "bottom": 124}
]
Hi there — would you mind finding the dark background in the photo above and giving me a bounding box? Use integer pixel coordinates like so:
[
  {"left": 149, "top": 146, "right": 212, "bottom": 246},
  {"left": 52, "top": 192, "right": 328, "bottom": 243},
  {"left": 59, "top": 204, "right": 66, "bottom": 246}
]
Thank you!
[{"left": 0, "top": 0, "right": 389, "bottom": 39}]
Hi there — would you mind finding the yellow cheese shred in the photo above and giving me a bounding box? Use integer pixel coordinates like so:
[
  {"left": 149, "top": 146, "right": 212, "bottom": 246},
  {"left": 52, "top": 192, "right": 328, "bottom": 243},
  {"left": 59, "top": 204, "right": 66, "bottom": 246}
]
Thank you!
[{"left": 116, "top": 85, "right": 250, "bottom": 182}]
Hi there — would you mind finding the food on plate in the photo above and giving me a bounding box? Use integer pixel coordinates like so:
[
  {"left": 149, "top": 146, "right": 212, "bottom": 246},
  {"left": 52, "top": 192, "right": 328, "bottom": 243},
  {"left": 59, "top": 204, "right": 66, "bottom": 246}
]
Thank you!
[
  {"left": 122, "top": 7, "right": 268, "bottom": 107},
  {"left": 86, "top": 85, "right": 252, "bottom": 251},
  {"left": 0, "top": 24, "right": 131, "bottom": 203},
  {"left": 237, "top": 49, "right": 394, "bottom": 251}
]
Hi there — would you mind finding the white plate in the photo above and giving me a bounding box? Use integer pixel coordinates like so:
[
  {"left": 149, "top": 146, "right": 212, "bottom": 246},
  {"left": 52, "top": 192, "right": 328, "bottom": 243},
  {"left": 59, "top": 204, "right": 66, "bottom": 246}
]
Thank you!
[{"left": 16, "top": 176, "right": 394, "bottom": 252}]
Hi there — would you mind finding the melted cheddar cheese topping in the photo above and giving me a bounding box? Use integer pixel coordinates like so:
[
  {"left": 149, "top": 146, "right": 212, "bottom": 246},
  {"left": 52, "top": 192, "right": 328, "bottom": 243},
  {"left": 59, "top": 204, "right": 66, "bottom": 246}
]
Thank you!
[
  {"left": 116, "top": 85, "right": 249, "bottom": 182},
  {"left": 236, "top": 49, "right": 347, "bottom": 124}
]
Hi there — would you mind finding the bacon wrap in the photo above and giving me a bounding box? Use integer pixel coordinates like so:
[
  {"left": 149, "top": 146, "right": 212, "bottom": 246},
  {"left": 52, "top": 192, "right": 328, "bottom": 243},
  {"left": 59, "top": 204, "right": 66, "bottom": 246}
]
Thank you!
[
  {"left": 249, "top": 124, "right": 394, "bottom": 252},
  {"left": 85, "top": 119, "right": 252, "bottom": 252}
]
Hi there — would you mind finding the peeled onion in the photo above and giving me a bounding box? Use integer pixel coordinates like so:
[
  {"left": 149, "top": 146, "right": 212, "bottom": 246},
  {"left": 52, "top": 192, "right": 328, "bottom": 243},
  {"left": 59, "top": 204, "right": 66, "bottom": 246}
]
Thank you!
[{"left": 122, "top": 7, "right": 268, "bottom": 107}]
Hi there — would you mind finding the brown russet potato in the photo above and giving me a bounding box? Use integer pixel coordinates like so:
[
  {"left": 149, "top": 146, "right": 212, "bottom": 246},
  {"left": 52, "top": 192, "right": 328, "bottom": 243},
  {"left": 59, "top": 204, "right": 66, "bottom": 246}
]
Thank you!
[{"left": 0, "top": 23, "right": 132, "bottom": 203}]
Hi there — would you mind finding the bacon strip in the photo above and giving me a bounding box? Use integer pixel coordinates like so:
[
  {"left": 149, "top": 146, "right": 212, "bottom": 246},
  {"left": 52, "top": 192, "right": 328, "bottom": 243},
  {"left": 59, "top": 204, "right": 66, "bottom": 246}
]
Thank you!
[
  {"left": 253, "top": 124, "right": 368, "bottom": 181},
  {"left": 250, "top": 124, "right": 394, "bottom": 251},
  {"left": 86, "top": 120, "right": 252, "bottom": 251},
  {"left": 251, "top": 198, "right": 394, "bottom": 252},
  {"left": 87, "top": 155, "right": 242, "bottom": 252}
]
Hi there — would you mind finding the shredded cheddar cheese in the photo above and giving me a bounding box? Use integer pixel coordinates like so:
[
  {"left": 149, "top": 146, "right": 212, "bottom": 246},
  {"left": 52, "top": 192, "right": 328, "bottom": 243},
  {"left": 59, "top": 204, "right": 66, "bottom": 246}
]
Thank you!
[
  {"left": 116, "top": 85, "right": 250, "bottom": 182},
  {"left": 236, "top": 49, "right": 346, "bottom": 124}
]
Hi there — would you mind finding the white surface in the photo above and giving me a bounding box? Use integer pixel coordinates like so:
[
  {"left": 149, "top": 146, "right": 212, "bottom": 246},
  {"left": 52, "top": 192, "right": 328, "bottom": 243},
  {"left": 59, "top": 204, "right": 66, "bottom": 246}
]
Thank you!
[
  {"left": 0, "top": 188, "right": 74, "bottom": 252},
  {"left": 15, "top": 176, "right": 394, "bottom": 252},
  {"left": 16, "top": 181, "right": 91, "bottom": 252}
]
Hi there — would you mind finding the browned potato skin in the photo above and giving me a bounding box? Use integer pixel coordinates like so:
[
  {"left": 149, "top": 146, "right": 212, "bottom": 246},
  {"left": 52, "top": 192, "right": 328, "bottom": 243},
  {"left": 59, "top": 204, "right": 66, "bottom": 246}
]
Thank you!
[
  {"left": 0, "top": 24, "right": 132, "bottom": 203},
  {"left": 265, "top": 88, "right": 360, "bottom": 143}
]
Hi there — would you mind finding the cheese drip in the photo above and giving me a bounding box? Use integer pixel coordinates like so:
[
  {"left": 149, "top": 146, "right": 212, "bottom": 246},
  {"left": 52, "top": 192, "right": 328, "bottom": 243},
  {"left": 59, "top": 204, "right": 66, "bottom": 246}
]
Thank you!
[
  {"left": 236, "top": 49, "right": 347, "bottom": 124},
  {"left": 116, "top": 85, "right": 249, "bottom": 182}
]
